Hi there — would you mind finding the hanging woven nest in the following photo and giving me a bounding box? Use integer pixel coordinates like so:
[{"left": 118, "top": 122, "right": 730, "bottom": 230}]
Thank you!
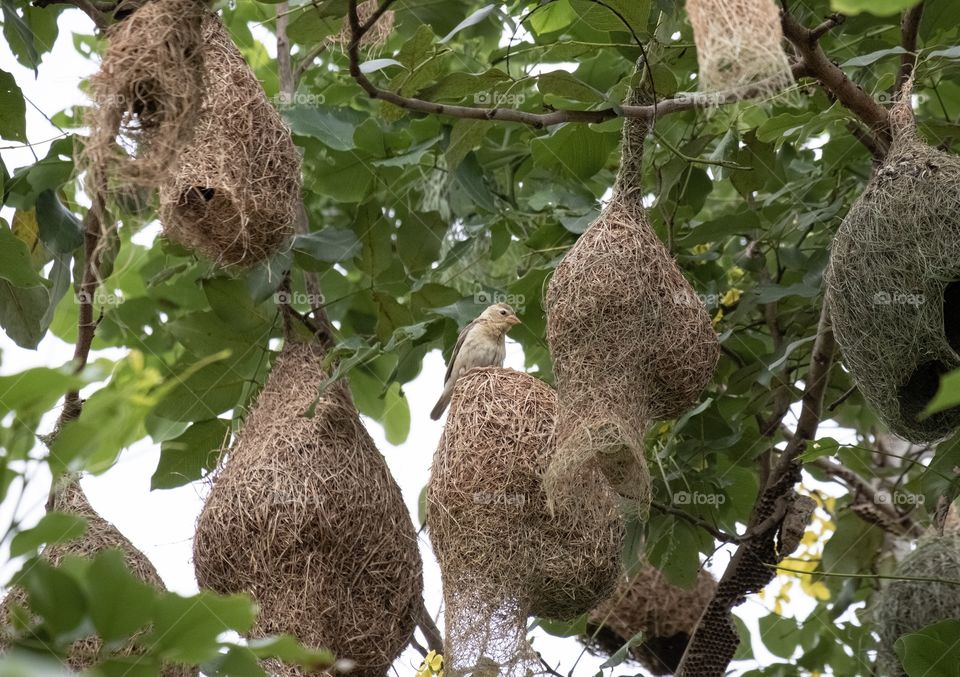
[
  {"left": 193, "top": 340, "right": 422, "bottom": 676},
  {"left": 826, "top": 88, "right": 960, "bottom": 442},
  {"left": 0, "top": 479, "right": 196, "bottom": 677},
  {"left": 327, "top": 0, "right": 396, "bottom": 50},
  {"left": 873, "top": 534, "right": 960, "bottom": 676},
  {"left": 686, "top": 0, "right": 794, "bottom": 99},
  {"left": 544, "top": 78, "right": 719, "bottom": 506},
  {"left": 159, "top": 14, "right": 301, "bottom": 268},
  {"left": 583, "top": 562, "right": 716, "bottom": 676},
  {"left": 428, "top": 367, "right": 624, "bottom": 676},
  {"left": 85, "top": 0, "right": 207, "bottom": 188}
]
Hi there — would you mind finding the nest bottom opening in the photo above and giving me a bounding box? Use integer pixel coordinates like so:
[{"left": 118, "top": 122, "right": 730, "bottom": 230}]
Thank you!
[{"left": 897, "top": 360, "right": 959, "bottom": 428}]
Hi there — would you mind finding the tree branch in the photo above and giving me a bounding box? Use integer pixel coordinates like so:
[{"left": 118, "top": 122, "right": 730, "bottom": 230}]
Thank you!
[
  {"left": 417, "top": 600, "right": 443, "bottom": 654},
  {"left": 781, "top": 10, "right": 891, "bottom": 148},
  {"left": 897, "top": 2, "right": 924, "bottom": 93},
  {"left": 292, "top": 43, "right": 328, "bottom": 86},
  {"left": 32, "top": 0, "right": 110, "bottom": 29},
  {"left": 676, "top": 301, "right": 836, "bottom": 677},
  {"left": 650, "top": 500, "right": 743, "bottom": 544}
]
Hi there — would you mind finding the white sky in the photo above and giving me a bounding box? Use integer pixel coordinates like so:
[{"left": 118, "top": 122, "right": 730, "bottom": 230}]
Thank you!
[{"left": 0, "top": 8, "right": 865, "bottom": 677}]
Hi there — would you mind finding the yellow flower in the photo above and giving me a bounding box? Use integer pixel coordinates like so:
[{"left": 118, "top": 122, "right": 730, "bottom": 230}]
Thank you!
[
  {"left": 712, "top": 309, "right": 724, "bottom": 327},
  {"left": 417, "top": 651, "right": 443, "bottom": 676},
  {"left": 728, "top": 266, "right": 746, "bottom": 283},
  {"left": 692, "top": 243, "right": 712, "bottom": 255},
  {"left": 721, "top": 288, "right": 743, "bottom": 307}
]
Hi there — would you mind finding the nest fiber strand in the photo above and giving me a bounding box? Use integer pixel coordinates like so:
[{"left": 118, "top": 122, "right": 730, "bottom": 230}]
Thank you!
[
  {"left": 874, "top": 535, "right": 960, "bottom": 676},
  {"left": 686, "top": 0, "right": 794, "bottom": 98},
  {"left": 428, "top": 368, "right": 623, "bottom": 676},
  {"left": 0, "top": 480, "right": 195, "bottom": 677},
  {"left": 193, "top": 340, "right": 422, "bottom": 676},
  {"left": 584, "top": 563, "right": 716, "bottom": 676},
  {"left": 545, "top": 81, "right": 719, "bottom": 506},
  {"left": 826, "top": 94, "right": 960, "bottom": 442},
  {"left": 85, "top": 0, "right": 206, "bottom": 188},
  {"left": 159, "top": 14, "right": 301, "bottom": 267}
]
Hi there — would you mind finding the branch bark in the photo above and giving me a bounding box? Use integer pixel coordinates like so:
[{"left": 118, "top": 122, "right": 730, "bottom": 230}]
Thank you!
[
  {"left": 676, "top": 301, "right": 836, "bottom": 677},
  {"left": 897, "top": 2, "right": 924, "bottom": 93}
]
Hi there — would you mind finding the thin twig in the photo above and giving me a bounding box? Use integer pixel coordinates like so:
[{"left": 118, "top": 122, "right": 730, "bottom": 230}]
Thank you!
[
  {"left": 650, "top": 500, "right": 743, "bottom": 544},
  {"left": 293, "top": 43, "right": 328, "bottom": 85}
]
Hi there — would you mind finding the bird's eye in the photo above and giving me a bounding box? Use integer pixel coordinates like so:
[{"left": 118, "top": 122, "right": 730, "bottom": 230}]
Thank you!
[{"left": 500, "top": 310, "right": 507, "bottom": 315}]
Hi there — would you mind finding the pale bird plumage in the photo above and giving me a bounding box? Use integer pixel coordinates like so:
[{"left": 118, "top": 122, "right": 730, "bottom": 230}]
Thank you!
[{"left": 430, "top": 303, "right": 521, "bottom": 420}]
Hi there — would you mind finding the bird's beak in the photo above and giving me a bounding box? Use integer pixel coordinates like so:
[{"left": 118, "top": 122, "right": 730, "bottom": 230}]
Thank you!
[{"left": 508, "top": 315, "right": 522, "bottom": 326}]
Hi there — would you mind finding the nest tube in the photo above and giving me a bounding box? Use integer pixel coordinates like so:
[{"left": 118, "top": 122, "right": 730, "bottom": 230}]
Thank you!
[
  {"left": 544, "top": 72, "right": 719, "bottom": 507},
  {"left": 193, "top": 339, "right": 422, "bottom": 675},
  {"left": 428, "top": 368, "right": 624, "bottom": 676},
  {"left": 685, "top": 0, "right": 794, "bottom": 99},
  {"left": 0, "top": 478, "right": 196, "bottom": 677},
  {"left": 159, "top": 14, "right": 301, "bottom": 268},
  {"left": 826, "top": 87, "right": 960, "bottom": 442},
  {"left": 84, "top": 0, "right": 207, "bottom": 189},
  {"left": 873, "top": 534, "right": 960, "bottom": 676},
  {"left": 583, "top": 562, "right": 717, "bottom": 676}
]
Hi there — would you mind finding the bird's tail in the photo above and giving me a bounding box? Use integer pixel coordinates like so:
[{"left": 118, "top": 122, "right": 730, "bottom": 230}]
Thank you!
[{"left": 430, "top": 391, "right": 451, "bottom": 420}]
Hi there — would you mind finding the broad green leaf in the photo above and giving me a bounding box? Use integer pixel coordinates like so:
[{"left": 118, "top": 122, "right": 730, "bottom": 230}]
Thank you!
[
  {"left": 84, "top": 550, "right": 157, "bottom": 642},
  {"left": 9, "top": 512, "right": 87, "bottom": 557},
  {"left": 152, "top": 418, "right": 228, "bottom": 489},
  {"left": 0, "top": 68, "right": 26, "bottom": 142},
  {"left": 13, "top": 559, "right": 86, "bottom": 637},
  {"left": 0, "top": 281, "right": 49, "bottom": 349},
  {"left": 149, "top": 592, "right": 257, "bottom": 663},
  {"left": 923, "top": 368, "right": 960, "bottom": 416},
  {"left": 831, "top": 0, "right": 921, "bottom": 17},
  {"left": 35, "top": 191, "right": 83, "bottom": 255},
  {"left": 293, "top": 228, "right": 361, "bottom": 263},
  {"left": 895, "top": 619, "right": 960, "bottom": 677},
  {"left": 285, "top": 105, "right": 363, "bottom": 151},
  {"left": 246, "top": 635, "right": 334, "bottom": 668}
]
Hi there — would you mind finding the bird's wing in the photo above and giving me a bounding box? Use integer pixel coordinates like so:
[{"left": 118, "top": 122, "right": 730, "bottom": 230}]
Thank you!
[{"left": 444, "top": 319, "right": 479, "bottom": 384}]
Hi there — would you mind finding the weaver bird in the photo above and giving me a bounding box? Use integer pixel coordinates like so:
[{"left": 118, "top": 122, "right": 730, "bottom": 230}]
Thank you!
[{"left": 430, "top": 303, "right": 521, "bottom": 420}]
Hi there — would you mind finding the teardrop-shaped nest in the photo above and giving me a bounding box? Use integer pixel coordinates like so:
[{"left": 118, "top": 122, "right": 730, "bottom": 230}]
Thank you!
[
  {"left": 686, "top": 0, "right": 794, "bottom": 99},
  {"left": 873, "top": 535, "right": 960, "bottom": 676},
  {"left": 583, "top": 562, "right": 716, "bottom": 676},
  {"left": 0, "top": 481, "right": 196, "bottom": 677},
  {"left": 428, "top": 367, "right": 624, "bottom": 675},
  {"left": 545, "top": 197, "right": 719, "bottom": 503},
  {"left": 84, "top": 0, "right": 207, "bottom": 189},
  {"left": 159, "top": 13, "right": 301, "bottom": 268},
  {"left": 193, "top": 341, "right": 422, "bottom": 676},
  {"left": 826, "top": 111, "right": 960, "bottom": 442}
]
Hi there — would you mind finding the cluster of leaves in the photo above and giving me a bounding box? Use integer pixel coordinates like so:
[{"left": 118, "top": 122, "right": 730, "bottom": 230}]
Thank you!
[{"left": 2, "top": 0, "right": 960, "bottom": 674}]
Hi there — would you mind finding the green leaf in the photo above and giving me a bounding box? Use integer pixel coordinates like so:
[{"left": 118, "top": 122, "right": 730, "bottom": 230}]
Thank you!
[
  {"left": 895, "top": 619, "right": 960, "bottom": 677},
  {"left": 0, "top": 223, "right": 46, "bottom": 287},
  {"left": 532, "top": 124, "right": 618, "bottom": 181},
  {"left": 285, "top": 105, "right": 362, "bottom": 151},
  {"left": 293, "top": 228, "right": 361, "bottom": 263},
  {"left": 0, "top": 68, "right": 26, "bottom": 142},
  {"left": 9, "top": 512, "right": 87, "bottom": 558},
  {"left": 247, "top": 634, "right": 334, "bottom": 668},
  {"left": 153, "top": 360, "right": 248, "bottom": 422},
  {"left": 0, "top": 366, "right": 87, "bottom": 418},
  {"left": 382, "top": 382, "right": 410, "bottom": 444},
  {"left": 84, "top": 550, "right": 157, "bottom": 642},
  {"left": 35, "top": 191, "right": 83, "bottom": 254},
  {"left": 152, "top": 418, "right": 228, "bottom": 489},
  {"left": 0, "top": 281, "right": 49, "bottom": 349},
  {"left": 923, "top": 368, "right": 960, "bottom": 416},
  {"left": 149, "top": 592, "right": 257, "bottom": 663},
  {"left": 14, "top": 558, "right": 86, "bottom": 637},
  {"left": 831, "top": 0, "right": 922, "bottom": 17},
  {"left": 537, "top": 70, "right": 605, "bottom": 104},
  {"left": 841, "top": 46, "right": 908, "bottom": 68}
]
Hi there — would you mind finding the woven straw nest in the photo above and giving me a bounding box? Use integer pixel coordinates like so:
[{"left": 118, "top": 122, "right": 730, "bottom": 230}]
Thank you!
[
  {"left": 328, "top": 0, "right": 395, "bottom": 50},
  {"left": 583, "top": 562, "right": 716, "bottom": 676},
  {"left": 159, "top": 13, "right": 301, "bottom": 268},
  {"left": 873, "top": 534, "right": 960, "bottom": 676},
  {"left": 85, "top": 0, "right": 207, "bottom": 188},
  {"left": 686, "top": 0, "right": 794, "bottom": 99},
  {"left": 193, "top": 340, "right": 422, "bottom": 676},
  {"left": 0, "top": 480, "right": 195, "bottom": 677},
  {"left": 826, "top": 92, "right": 960, "bottom": 442},
  {"left": 545, "top": 84, "right": 719, "bottom": 507},
  {"left": 428, "top": 367, "right": 624, "bottom": 676}
]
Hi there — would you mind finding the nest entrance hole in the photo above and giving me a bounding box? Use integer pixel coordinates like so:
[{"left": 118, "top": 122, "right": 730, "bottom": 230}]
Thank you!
[
  {"left": 898, "top": 360, "right": 952, "bottom": 424},
  {"left": 943, "top": 280, "right": 960, "bottom": 354}
]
